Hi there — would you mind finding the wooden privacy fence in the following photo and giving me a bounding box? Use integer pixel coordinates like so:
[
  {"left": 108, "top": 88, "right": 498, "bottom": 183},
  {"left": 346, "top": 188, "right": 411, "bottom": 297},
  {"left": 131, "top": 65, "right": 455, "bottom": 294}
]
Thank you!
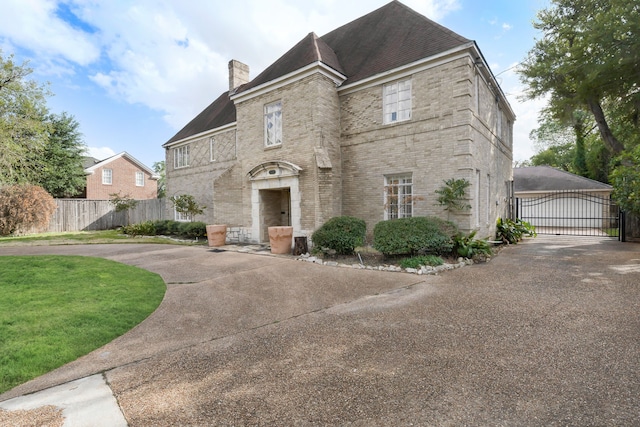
[{"left": 48, "top": 199, "right": 166, "bottom": 232}]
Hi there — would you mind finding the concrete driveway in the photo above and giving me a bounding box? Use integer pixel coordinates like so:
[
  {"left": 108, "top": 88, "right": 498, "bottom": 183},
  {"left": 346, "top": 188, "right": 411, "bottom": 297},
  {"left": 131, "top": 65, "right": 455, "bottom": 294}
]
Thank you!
[{"left": 1, "top": 236, "right": 639, "bottom": 426}]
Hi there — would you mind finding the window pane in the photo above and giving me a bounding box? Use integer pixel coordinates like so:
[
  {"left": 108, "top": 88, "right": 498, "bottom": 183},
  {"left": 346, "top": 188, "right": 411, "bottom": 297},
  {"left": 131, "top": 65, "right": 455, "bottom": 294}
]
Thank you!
[
  {"left": 102, "top": 169, "right": 112, "bottom": 185},
  {"left": 265, "top": 102, "right": 282, "bottom": 147},
  {"left": 385, "top": 174, "right": 413, "bottom": 219},
  {"left": 383, "top": 79, "right": 411, "bottom": 124}
]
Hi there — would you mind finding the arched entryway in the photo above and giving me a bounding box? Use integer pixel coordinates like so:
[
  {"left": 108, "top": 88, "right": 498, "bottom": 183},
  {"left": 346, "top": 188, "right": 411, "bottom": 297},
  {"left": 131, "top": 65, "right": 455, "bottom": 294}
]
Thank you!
[{"left": 247, "top": 161, "right": 302, "bottom": 243}]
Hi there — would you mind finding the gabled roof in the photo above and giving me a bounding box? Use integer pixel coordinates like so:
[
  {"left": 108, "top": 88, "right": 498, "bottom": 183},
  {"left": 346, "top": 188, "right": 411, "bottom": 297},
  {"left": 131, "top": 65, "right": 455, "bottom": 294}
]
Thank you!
[
  {"left": 165, "top": 0, "right": 471, "bottom": 145},
  {"left": 85, "top": 152, "right": 159, "bottom": 179},
  {"left": 514, "top": 166, "right": 612, "bottom": 192},
  {"left": 82, "top": 156, "right": 100, "bottom": 169},
  {"left": 237, "top": 32, "right": 345, "bottom": 94}
]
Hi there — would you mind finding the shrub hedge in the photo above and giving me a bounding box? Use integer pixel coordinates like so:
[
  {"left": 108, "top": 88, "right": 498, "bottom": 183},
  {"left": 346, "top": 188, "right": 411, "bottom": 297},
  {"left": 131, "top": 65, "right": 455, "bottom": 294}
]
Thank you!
[
  {"left": 311, "top": 216, "right": 366, "bottom": 255},
  {"left": 373, "top": 216, "right": 458, "bottom": 256},
  {"left": 120, "top": 220, "right": 207, "bottom": 239}
]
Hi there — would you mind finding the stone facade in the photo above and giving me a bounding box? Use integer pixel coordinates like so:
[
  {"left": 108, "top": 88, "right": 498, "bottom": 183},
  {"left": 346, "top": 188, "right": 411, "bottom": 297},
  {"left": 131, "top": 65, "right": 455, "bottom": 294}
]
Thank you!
[
  {"left": 163, "top": 4, "right": 515, "bottom": 244},
  {"left": 165, "top": 52, "right": 513, "bottom": 242}
]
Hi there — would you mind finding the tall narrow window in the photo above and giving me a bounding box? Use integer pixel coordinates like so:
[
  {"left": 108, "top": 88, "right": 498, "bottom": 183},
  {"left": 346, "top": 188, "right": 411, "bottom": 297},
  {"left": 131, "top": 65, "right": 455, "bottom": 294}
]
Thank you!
[
  {"left": 497, "top": 106, "right": 503, "bottom": 138},
  {"left": 174, "top": 145, "right": 190, "bottom": 168},
  {"left": 210, "top": 137, "right": 216, "bottom": 162},
  {"left": 384, "top": 78, "right": 412, "bottom": 124},
  {"left": 264, "top": 101, "right": 282, "bottom": 147},
  {"left": 475, "top": 170, "right": 481, "bottom": 226},
  {"left": 136, "top": 171, "right": 144, "bottom": 187},
  {"left": 486, "top": 174, "right": 491, "bottom": 224},
  {"left": 102, "top": 169, "right": 112, "bottom": 185},
  {"left": 385, "top": 174, "right": 413, "bottom": 219},
  {"left": 475, "top": 73, "right": 480, "bottom": 113}
]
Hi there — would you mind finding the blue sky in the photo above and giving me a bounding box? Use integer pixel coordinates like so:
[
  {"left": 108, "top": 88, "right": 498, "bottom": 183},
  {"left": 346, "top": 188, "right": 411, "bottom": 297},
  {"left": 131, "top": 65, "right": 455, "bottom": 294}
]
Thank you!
[{"left": 0, "top": 0, "right": 549, "bottom": 168}]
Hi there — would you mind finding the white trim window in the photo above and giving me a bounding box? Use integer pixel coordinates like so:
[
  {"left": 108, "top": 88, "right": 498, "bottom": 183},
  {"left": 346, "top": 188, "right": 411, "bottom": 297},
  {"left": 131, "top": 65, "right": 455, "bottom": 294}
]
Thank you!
[
  {"left": 174, "top": 208, "right": 191, "bottom": 222},
  {"left": 264, "top": 101, "right": 282, "bottom": 147},
  {"left": 209, "top": 137, "right": 216, "bottom": 162},
  {"left": 384, "top": 174, "right": 413, "bottom": 219},
  {"left": 174, "top": 145, "right": 190, "bottom": 169},
  {"left": 135, "top": 171, "right": 144, "bottom": 187},
  {"left": 102, "top": 168, "right": 112, "bottom": 185},
  {"left": 383, "top": 78, "right": 412, "bottom": 124}
]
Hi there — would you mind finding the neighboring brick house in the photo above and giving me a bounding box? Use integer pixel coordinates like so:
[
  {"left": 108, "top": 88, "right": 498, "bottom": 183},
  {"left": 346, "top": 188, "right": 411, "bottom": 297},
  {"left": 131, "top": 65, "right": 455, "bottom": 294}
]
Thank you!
[
  {"left": 163, "top": 1, "right": 515, "bottom": 243},
  {"left": 82, "top": 152, "right": 159, "bottom": 199}
]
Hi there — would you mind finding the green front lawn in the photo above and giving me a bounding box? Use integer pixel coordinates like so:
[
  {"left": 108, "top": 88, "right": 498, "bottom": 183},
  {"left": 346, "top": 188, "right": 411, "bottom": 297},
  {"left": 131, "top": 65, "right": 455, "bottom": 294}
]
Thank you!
[
  {"left": 0, "top": 255, "right": 166, "bottom": 394},
  {"left": 0, "top": 229, "right": 191, "bottom": 246}
]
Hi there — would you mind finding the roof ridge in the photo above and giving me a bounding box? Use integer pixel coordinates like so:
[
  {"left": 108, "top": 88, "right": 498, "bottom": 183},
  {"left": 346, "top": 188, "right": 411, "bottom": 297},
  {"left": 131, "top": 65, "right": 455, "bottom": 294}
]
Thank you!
[{"left": 311, "top": 32, "right": 322, "bottom": 62}]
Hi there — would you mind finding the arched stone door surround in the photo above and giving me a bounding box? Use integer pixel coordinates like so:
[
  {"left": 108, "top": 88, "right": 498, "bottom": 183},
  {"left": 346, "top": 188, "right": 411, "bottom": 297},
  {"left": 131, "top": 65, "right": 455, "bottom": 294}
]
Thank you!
[{"left": 247, "top": 161, "right": 302, "bottom": 243}]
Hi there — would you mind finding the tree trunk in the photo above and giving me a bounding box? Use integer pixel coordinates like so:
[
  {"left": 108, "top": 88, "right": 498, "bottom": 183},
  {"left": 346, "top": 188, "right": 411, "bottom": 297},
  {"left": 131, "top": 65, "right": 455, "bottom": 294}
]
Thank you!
[{"left": 587, "top": 98, "right": 625, "bottom": 155}]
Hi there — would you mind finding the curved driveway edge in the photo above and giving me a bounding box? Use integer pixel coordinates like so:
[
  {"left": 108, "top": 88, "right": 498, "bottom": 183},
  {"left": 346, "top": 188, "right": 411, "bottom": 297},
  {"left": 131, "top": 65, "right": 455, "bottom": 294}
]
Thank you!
[{"left": 1, "top": 236, "right": 640, "bottom": 426}]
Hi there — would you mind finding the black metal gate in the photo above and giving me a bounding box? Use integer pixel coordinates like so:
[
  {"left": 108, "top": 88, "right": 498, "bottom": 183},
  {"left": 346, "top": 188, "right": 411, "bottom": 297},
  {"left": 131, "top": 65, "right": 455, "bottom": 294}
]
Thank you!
[{"left": 515, "top": 190, "right": 624, "bottom": 240}]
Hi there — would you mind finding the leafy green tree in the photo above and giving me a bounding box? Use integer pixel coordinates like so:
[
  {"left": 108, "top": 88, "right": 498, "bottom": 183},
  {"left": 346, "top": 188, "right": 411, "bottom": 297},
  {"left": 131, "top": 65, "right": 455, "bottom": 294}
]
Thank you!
[
  {"left": 519, "top": 0, "right": 640, "bottom": 156},
  {"left": 169, "top": 194, "right": 205, "bottom": 222},
  {"left": 153, "top": 161, "right": 166, "bottom": 198},
  {"left": 435, "top": 178, "right": 471, "bottom": 222},
  {"left": 110, "top": 192, "right": 139, "bottom": 227},
  {"left": 529, "top": 143, "right": 574, "bottom": 171},
  {"left": 32, "top": 112, "right": 87, "bottom": 198},
  {"left": 0, "top": 51, "right": 51, "bottom": 184},
  {"left": 610, "top": 145, "right": 640, "bottom": 215}
]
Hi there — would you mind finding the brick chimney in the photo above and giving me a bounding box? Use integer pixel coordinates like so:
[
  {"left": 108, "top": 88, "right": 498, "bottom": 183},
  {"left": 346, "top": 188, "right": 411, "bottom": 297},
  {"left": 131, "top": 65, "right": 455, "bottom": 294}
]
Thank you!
[{"left": 228, "top": 60, "right": 249, "bottom": 92}]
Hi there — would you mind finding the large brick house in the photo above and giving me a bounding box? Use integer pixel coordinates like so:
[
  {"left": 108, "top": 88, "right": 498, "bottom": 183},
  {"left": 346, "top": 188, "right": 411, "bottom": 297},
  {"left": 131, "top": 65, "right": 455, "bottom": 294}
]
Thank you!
[
  {"left": 82, "top": 152, "right": 158, "bottom": 200},
  {"left": 163, "top": 1, "right": 515, "bottom": 243}
]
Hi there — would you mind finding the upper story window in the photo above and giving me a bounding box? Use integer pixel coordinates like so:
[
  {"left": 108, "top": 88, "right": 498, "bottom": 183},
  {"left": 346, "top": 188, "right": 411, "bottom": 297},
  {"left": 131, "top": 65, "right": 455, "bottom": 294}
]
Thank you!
[
  {"left": 384, "top": 174, "right": 413, "bottom": 220},
  {"left": 209, "top": 137, "right": 216, "bottom": 162},
  {"left": 264, "top": 101, "right": 282, "bottom": 147},
  {"left": 102, "top": 168, "right": 112, "bottom": 185},
  {"left": 135, "top": 171, "right": 144, "bottom": 187},
  {"left": 174, "top": 145, "right": 190, "bottom": 169},
  {"left": 383, "top": 78, "right": 412, "bottom": 124}
]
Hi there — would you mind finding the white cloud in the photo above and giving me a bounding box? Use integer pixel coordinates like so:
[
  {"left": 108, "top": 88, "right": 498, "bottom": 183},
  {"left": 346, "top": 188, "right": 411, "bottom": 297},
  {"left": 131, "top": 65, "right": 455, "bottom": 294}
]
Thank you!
[
  {"left": 502, "top": 23, "right": 512, "bottom": 31},
  {"left": 86, "top": 146, "right": 116, "bottom": 160},
  {"left": 405, "top": 0, "right": 461, "bottom": 20},
  {"left": 76, "top": 0, "right": 462, "bottom": 129},
  {"left": 0, "top": 0, "right": 469, "bottom": 132},
  {"left": 0, "top": 0, "right": 99, "bottom": 66}
]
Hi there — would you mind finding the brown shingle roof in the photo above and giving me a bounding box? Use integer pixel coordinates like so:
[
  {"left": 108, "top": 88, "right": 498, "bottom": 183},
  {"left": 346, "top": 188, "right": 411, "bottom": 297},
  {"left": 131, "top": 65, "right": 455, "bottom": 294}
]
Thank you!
[
  {"left": 321, "top": 0, "right": 470, "bottom": 84},
  {"left": 164, "top": 91, "right": 236, "bottom": 145},
  {"left": 514, "top": 166, "right": 612, "bottom": 192},
  {"left": 238, "top": 32, "right": 344, "bottom": 93},
  {"left": 165, "top": 1, "right": 470, "bottom": 145}
]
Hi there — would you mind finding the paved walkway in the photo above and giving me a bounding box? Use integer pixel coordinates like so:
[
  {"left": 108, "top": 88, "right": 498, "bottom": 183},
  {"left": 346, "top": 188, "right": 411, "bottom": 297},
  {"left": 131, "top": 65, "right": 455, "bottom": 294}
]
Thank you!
[{"left": 1, "top": 236, "right": 640, "bottom": 426}]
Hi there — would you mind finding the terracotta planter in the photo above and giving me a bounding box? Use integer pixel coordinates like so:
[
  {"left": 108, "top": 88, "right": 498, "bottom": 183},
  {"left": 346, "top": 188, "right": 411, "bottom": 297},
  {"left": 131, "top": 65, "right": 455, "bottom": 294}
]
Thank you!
[
  {"left": 206, "top": 224, "right": 227, "bottom": 247},
  {"left": 268, "top": 226, "right": 293, "bottom": 254}
]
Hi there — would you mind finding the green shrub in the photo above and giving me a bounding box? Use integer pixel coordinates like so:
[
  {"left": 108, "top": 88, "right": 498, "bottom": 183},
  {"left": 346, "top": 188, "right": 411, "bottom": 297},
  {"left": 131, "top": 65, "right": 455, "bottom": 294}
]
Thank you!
[
  {"left": 496, "top": 218, "right": 536, "bottom": 244},
  {"left": 312, "top": 216, "right": 366, "bottom": 255},
  {"left": 373, "top": 216, "right": 458, "bottom": 256},
  {"left": 453, "top": 230, "right": 492, "bottom": 258},
  {"left": 167, "top": 220, "right": 182, "bottom": 235},
  {"left": 400, "top": 255, "right": 444, "bottom": 269},
  {"left": 177, "top": 221, "right": 207, "bottom": 238},
  {"left": 151, "top": 219, "right": 175, "bottom": 235},
  {"left": 121, "top": 221, "right": 156, "bottom": 237}
]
